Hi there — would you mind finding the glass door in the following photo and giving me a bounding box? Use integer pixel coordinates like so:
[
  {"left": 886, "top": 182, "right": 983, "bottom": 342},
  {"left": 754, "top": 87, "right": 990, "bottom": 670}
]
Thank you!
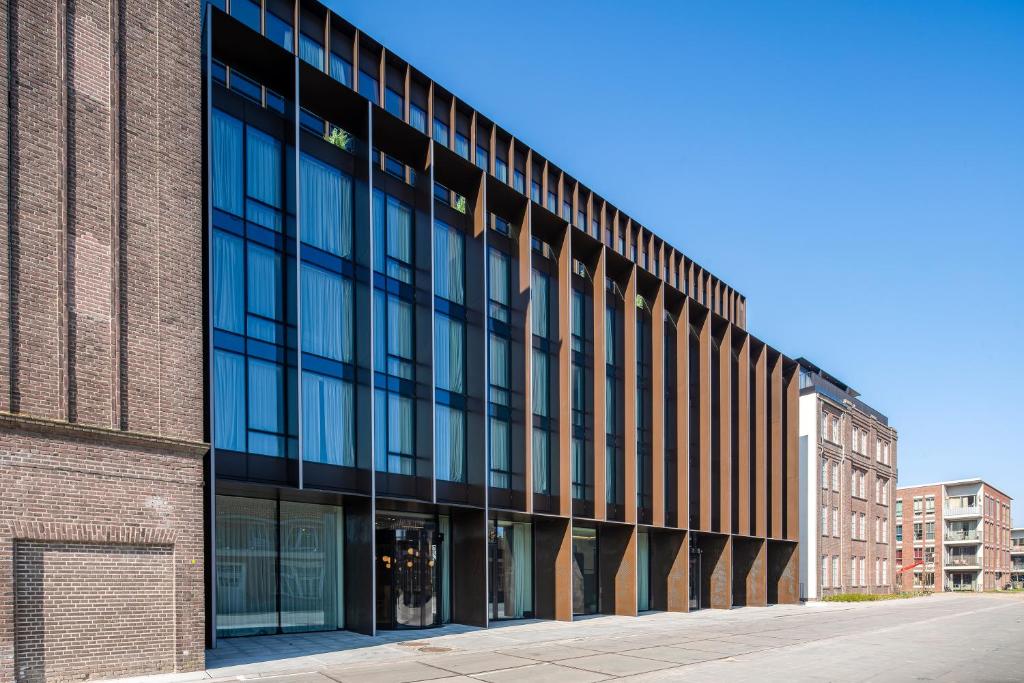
[
  {"left": 689, "top": 546, "right": 701, "bottom": 610},
  {"left": 488, "top": 519, "right": 534, "bottom": 620},
  {"left": 376, "top": 514, "right": 440, "bottom": 629},
  {"left": 572, "top": 526, "right": 599, "bottom": 615}
]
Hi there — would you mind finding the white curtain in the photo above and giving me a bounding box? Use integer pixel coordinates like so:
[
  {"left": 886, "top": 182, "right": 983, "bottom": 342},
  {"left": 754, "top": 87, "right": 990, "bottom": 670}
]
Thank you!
[
  {"left": 301, "top": 371, "right": 353, "bottom": 467},
  {"left": 386, "top": 196, "right": 413, "bottom": 282},
  {"left": 280, "top": 501, "right": 343, "bottom": 632},
  {"left": 215, "top": 495, "right": 277, "bottom": 637},
  {"left": 300, "top": 154, "right": 352, "bottom": 258},
  {"left": 387, "top": 297, "right": 413, "bottom": 379},
  {"left": 213, "top": 231, "right": 244, "bottom": 334},
  {"left": 246, "top": 243, "right": 281, "bottom": 343},
  {"left": 605, "top": 306, "right": 616, "bottom": 364},
  {"left": 434, "top": 315, "right": 464, "bottom": 393},
  {"left": 388, "top": 393, "right": 414, "bottom": 474},
  {"left": 531, "top": 269, "right": 549, "bottom": 338},
  {"left": 490, "top": 417, "right": 510, "bottom": 488},
  {"left": 214, "top": 350, "right": 245, "bottom": 451},
  {"left": 489, "top": 249, "right": 509, "bottom": 308},
  {"left": 638, "top": 532, "right": 650, "bottom": 611},
  {"left": 373, "top": 190, "right": 386, "bottom": 274},
  {"left": 532, "top": 428, "right": 549, "bottom": 494},
  {"left": 247, "top": 359, "right": 283, "bottom": 432},
  {"left": 434, "top": 404, "right": 465, "bottom": 483},
  {"left": 301, "top": 263, "right": 351, "bottom": 362},
  {"left": 245, "top": 126, "right": 282, "bottom": 230},
  {"left": 212, "top": 110, "right": 243, "bottom": 216},
  {"left": 434, "top": 221, "right": 465, "bottom": 304},
  {"left": 532, "top": 349, "right": 548, "bottom": 417},
  {"left": 511, "top": 523, "right": 533, "bottom": 618},
  {"left": 489, "top": 335, "right": 508, "bottom": 394},
  {"left": 298, "top": 34, "right": 324, "bottom": 70}
]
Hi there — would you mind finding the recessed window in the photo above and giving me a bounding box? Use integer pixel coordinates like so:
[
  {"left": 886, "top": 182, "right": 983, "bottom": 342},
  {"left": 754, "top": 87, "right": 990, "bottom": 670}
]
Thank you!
[
  {"left": 475, "top": 145, "right": 489, "bottom": 172},
  {"left": 455, "top": 133, "right": 470, "bottom": 159},
  {"left": 513, "top": 170, "right": 525, "bottom": 193},
  {"left": 359, "top": 71, "right": 380, "bottom": 105},
  {"left": 409, "top": 104, "right": 427, "bottom": 133},
  {"left": 384, "top": 88, "right": 404, "bottom": 118},
  {"left": 329, "top": 53, "right": 352, "bottom": 87},
  {"left": 495, "top": 158, "right": 508, "bottom": 183},
  {"left": 433, "top": 119, "right": 449, "bottom": 145}
]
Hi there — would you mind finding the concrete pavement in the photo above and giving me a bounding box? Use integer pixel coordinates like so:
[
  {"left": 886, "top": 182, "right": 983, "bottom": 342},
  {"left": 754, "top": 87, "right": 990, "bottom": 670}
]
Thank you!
[{"left": 104, "top": 593, "right": 1024, "bottom": 683}]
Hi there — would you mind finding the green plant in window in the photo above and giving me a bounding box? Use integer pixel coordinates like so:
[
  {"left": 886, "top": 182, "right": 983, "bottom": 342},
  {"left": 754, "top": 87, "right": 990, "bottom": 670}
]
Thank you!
[
  {"left": 636, "top": 294, "right": 648, "bottom": 310},
  {"left": 454, "top": 194, "right": 467, "bottom": 214},
  {"left": 325, "top": 126, "right": 352, "bottom": 151}
]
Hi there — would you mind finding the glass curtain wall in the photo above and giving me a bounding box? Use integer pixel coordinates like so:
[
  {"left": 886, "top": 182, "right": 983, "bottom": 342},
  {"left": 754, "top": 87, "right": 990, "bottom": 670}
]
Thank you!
[
  {"left": 531, "top": 251, "right": 553, "bottom": 498},
  {"left": 298, "top": 132, "right": 356, "bottom": 467},
  {"left": 570, "top": 268, "right": 594, "bottom": 509},
  {"left": 488, "top": 246, "right": 513, "bottom": 489},
  {"left": 211, "top": 105, "right": 296, "bottom": 461},
  {"left": 216, "top": 496, "right": 344, "bottom": 637},
  {"left": 605, "top": 281, "right": 624, "bottom": 518},
  {"left": 373, "top": 190, "right": 417, "bottom": 475},
  {"left": 488, "top": 519, "right": 534, "bottom": 620},
  {"left": 636, "top": 298, "right": 653, "bottom": 522},
  {"left": 434, "top": 220, "right": 467, "bottom": 483},
  {"left": 664, "top": 313, "right": 679, "bottom": 527}
]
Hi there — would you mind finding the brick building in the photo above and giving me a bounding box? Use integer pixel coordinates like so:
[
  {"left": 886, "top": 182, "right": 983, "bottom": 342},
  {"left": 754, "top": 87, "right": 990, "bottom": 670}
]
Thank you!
[
  {"left": 796, "top": 359, "right": 898, "bottom": 599},
  {"left": 894, "top": 479, "right": 1013, "bottom": 592},
  {"left": 2, "top": 0, "right": 805, "bottom": 680},
  {"left": 1011, "top": 528, "right": 1024, "bottom": 589},
  {"left": 0, "top": 1, "right": 206, "bottom": 681}
]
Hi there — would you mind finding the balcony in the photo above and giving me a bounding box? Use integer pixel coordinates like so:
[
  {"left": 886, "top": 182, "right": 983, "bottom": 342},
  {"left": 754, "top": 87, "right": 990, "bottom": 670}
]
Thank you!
[
  {"left": 944, "top": 555, "right": 981, "bottom": 569},
  {"left": 943, "top": 504, "right": 981, "bottom": 518},
  {"left": 944, "top": 530, "right": 980, "bottom": 543},
  {"left": 945, "top": 581, "right": 979, "bottom": 592}
]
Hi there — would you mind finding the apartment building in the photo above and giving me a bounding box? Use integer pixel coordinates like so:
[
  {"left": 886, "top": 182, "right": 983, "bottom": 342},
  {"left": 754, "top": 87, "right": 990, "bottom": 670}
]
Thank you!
[
  {"left": 797, "top": 359, "right": 897, "bottom": 599},
  {"left": 1011, "top": 528, "right": 1024, "bottom": 589},
  {"left": 0, "top": 1, "right": 802, "bottom": 680},
  {"left": 894, "top": 480, "right": 1013, "bottom": 592}
]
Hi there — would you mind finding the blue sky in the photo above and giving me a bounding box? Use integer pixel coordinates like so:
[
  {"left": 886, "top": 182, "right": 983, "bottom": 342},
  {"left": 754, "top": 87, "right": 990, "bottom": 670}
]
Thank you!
[{"left": 329, "top": 1, "right": 1024, "bottom": 523}]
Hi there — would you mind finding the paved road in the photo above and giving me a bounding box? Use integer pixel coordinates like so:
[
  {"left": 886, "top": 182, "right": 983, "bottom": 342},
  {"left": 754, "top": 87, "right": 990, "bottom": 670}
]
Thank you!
[{"left": 132, "top": 593, "right": 1024, "bottom": 683}]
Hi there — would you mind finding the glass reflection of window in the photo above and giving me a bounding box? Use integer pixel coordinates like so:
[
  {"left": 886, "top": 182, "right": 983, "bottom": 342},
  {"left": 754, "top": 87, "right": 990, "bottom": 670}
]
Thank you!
[
  {"left": 373, "top": 189, "right": 415, "bottom": 475},
  {"left": 571, "top": 285, "right": 591, "bottom": 501},
  {"left": 265, "top": 7, "right": 293, "bottom": 51},
  {"left": 489, "top": 247, "right": 512, "bottom": 489},
  {"left": 211, "top": 108, "right": 291, "bottom": 459},
  {"left": 434, "top": 220, "right": 467, "bottom": 482},
  {"left": 532, "top": 268, "right": 552, "bottom": 495},
  {"left": 299, "top": 151, "right": 356, "bottom": 467}
]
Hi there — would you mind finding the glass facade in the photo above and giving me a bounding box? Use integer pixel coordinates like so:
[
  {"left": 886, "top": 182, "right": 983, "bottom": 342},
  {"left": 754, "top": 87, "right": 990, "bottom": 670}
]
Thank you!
[
  {"left": 204, "top": 0, "right": 800, "bottom": 643},
  {"left": 216, "top": 496, "right": 344, "bottom": 637},
  {"left": 488, "top": 520, "right": 534, "bottom": 619}
]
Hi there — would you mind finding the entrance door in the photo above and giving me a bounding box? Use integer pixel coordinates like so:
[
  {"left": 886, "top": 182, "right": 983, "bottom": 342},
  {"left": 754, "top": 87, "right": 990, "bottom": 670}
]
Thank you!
[
  {"left": 689, "top": 547, "right": 701, "bottom": 610},
  {"left": 572, "top": 527, "right": 599, "bottom": 615},
  {"left": 376, "top": 520, "right": 440, "bottom": 630}
]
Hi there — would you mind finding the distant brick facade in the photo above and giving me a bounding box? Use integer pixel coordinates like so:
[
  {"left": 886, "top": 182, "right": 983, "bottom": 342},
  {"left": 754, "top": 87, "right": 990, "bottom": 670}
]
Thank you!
[{"left": 0, "top": 0, "right": 205, "bottom": 680}]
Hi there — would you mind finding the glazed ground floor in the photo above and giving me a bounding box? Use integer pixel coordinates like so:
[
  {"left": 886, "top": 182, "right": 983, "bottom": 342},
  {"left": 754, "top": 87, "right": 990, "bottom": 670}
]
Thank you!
[{"left": 209, "top": 484, "right": 800, "bottom": 646}]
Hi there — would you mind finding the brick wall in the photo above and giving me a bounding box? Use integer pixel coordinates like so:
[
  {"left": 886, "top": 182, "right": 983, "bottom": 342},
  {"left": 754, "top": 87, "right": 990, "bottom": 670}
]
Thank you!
[{"left": 0, "top": 0, "right": 205, "bottom": 680}]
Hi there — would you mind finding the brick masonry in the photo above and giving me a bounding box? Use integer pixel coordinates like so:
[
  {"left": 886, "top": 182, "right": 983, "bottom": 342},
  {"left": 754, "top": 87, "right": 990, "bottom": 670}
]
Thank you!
[{"left": 0, "top": 0, "right": 205, "bottom": 680}]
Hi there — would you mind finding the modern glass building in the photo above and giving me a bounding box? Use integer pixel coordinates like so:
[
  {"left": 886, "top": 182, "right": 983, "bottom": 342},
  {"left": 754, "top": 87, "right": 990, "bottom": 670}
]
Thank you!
[{"left": 204, "top": 0, "right": 801, "bottom": 645}]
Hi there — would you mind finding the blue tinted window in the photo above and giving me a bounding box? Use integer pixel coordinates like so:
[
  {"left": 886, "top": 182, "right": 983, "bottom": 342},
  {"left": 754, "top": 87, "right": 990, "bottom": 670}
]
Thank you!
[
  {"left": 514, "top": 170, "right": 525, "bottom": 193},
  {"left": 329, "top": 53, "right": 352, "bottom": 87},
  {"left": 358, "top": 71, "right": 379, "bottom": 105},
  {"left": 562, "top": 201, "right": 571, "bottom": 221},
  {"left": 433, "top": 119, "right": 449, "bottom": 145},
  {"left": 434, "top": 221, "right": 465, "bottom": 305},
  {"left": 475, "top": 146, "right": 489, "bottom": 172},
  {"left": 373, "top": 189, "right": 413, "bottom": 283},
  {"left": 299, "top": 34, "right": 324, "bottom": 70},
  {"left": 230, "top": 0, "right": 260, "bottom": 32},
  {"left": 385, "top": 88, "right": 403, "bottom": 117},
  {"left": 495, "top": 158, "right": 508, "bottom": 183},
  {"left": 455, "top": 133, "right": 469, "bottom": 159},
  {"left": 531, "top": 181, "right": 541, "bottom": 204},
  {"left": 265, "top": 10, "right": 293, "bottom": 51},
  {"left": 546, "top": 192, "right": 557, "bottom": 214},
  {"left": 302, "top": 371, "right": 353, "bottom": 466},
  {"left": 409, "top": 104, "right": 427, "bottom": 133}
]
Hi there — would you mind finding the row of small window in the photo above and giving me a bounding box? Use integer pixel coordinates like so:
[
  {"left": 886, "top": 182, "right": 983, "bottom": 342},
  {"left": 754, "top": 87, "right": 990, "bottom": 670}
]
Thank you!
[
  {"left": 822, "top": 556, "right": 889, "bottom": 589},
  {"left": 895, "top": 496, "right": 936, "bottom": 518},
  {"left": 897, "top": 546, "right": 937, "bottom": 565},
  {"left": 819, "top": 506, "right": 889, "bottom": 544},
  {"left": 895, "top": 522, "right": 936, "bottom": 542}
]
